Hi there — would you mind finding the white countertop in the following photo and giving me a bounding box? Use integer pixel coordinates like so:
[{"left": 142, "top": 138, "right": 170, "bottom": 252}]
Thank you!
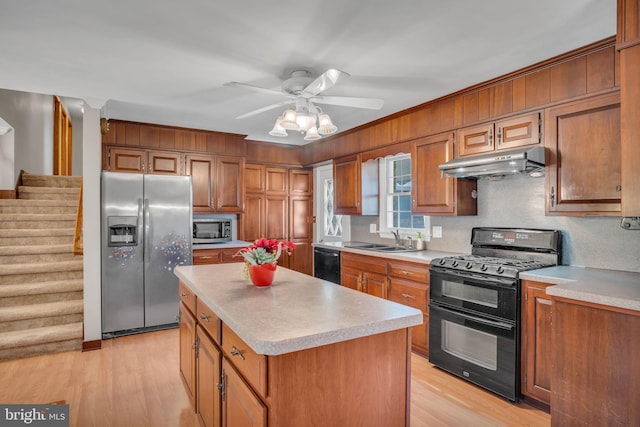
[
  {"left": 192, "top": 240, "right": 251, "bottom": 250},
  {"left": 313, "top": 241, "right": 465, "bottom": 264},
  {"left": 174, "top": 263, "right": 423, "bottom": 356},
  {"left": 521, "top": 266, "right": 640, "bottom": 312}
]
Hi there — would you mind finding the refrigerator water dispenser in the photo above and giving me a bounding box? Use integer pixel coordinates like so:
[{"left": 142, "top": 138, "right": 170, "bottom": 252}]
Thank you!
[{"left": 108, "top": 216, "right": 138, "bottom": 246}]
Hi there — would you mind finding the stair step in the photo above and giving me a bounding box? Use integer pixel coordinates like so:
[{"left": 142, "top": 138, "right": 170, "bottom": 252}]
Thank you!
[
  {"left": 0, "top": 337, "right": 82, "bottom": 361},
  {"left": 0, "top": 199, "right": 78, "bottom": 214},
  {"left": 0, "top": 213, "right": 76, "bottom": 229},
  {"left": 0, "top": 229, "right": 75, "bottom": 246},
  {"left": 0, "top": 322, "right": 83, "bottom": 351},
  {"left": 0, "top": 290, "right": 83, "bottom": 308},
  {"left": 0, "top": 279, "right": 84, "bottom": 298},
  {"left": 0, "top": 300, "right": 83, "bottom": 323},
  {"left": 0, "top": 270, "right": 83, "bottom": 285},
  {"left": 0, "top": 245, "right": 77, "bottom": 264},
  {"left": 0, "top": 312, "right": 83, "bottom": 333},
  {"left": 18, "top": 187, "right": 80, "bottom": 201},
  {"left": 0, "top": 260, "right": 84, "bottom": 276},
  {"left": 21, "top": 173, "right": 82, "bottom": 188}
]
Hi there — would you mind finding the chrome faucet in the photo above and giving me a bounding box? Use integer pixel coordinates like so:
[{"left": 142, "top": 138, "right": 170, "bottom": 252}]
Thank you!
[{"left": 391, "top": 229, "right": 401, "bottom": 246}]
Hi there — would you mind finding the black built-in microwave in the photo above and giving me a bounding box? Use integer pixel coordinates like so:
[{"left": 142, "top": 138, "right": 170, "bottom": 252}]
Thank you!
[{"left": 192, "top": 218, "right": 232, "bottom": 244}]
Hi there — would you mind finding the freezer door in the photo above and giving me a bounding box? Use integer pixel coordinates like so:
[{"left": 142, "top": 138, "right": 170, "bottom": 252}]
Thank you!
[
  {"left": 143, "top": 175, "right": 193, "bottom": 327},
  {"left": 101, "top": 172, "right": 145, "bottom": 334}
]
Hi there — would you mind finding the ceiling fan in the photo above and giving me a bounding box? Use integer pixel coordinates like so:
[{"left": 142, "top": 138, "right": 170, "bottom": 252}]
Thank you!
[{"left": 225, "top": 69, "right": 384, "bottom": 140}]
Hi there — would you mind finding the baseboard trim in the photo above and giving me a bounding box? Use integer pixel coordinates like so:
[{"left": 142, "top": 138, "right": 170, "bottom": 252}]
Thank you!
[
  {"left": 82, "top": 340, "right": 102, "bottom": 352},
  {"left": 0, "top": 190, "right": 16, "bottom": 199}
]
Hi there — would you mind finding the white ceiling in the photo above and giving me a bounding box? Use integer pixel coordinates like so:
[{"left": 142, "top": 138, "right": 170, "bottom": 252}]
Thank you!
[{"left": 1, "top": 0, "right": 616, "bottom": 146}]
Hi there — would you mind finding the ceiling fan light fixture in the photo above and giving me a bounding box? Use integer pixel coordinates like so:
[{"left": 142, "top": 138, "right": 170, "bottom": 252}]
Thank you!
[
  {"left": 280, "top": 109, "right": 299, "bottom": 130},
  {"left": 304, "top": 125, "right": 321, "bottom": 141},
  {"left": 295, "top": 112, "right": 316, "bottom": 132},
  {"left": 317, "top": 113, "right": 338, "bottom": 135},
  {"left": 268, "top": 118, "right": 288, "bottom": 137}
]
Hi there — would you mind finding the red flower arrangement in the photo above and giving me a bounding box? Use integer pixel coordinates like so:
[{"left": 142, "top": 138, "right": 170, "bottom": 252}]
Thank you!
[{"left": 235, "top": 238, "right": 296, "bottom": 266}]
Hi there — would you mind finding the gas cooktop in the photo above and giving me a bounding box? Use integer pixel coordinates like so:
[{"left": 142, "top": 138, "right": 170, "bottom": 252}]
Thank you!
[{"left": 431, "top": 254, "right": 554, "bottom": 278}]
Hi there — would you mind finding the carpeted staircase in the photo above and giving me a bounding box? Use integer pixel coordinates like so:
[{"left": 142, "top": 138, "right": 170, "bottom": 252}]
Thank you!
[{"left": 0, "top": 172, "right": 84, "bottom": 361}]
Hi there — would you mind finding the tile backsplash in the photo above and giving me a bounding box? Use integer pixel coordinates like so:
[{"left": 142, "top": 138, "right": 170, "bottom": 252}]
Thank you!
[{"left": 351, "top": 174, "right": 640, "bottom": 273}]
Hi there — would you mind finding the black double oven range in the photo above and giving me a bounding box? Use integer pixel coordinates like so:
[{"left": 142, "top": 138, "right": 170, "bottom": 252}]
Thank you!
[{"left": 429, "top": 227, "right": 562, "bottom": 401}]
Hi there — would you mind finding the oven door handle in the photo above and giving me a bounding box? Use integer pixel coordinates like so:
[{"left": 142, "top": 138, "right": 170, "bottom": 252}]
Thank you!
[{"left": 431, "top": 303, "right": 515, "bottom": 330}]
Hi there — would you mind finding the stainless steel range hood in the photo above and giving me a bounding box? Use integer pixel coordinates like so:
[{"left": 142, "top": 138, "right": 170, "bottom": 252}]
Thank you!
[{"left": 439, "top": 146, "right": 545, "bottom": 179}]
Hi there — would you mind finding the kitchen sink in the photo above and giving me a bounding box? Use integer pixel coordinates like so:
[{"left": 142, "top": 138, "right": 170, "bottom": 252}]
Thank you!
[{"left": 343, "top": 242, "right": 423, "bottom": 253}]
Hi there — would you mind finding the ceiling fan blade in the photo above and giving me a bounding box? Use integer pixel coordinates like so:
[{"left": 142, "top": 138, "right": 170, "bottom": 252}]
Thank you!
[
  {"left": 225, "top": 81, "right": 286, "bottom": 97},
  {"left": 311, "top": 95, "right": 384, "bottom": 110},
  {"left": 236, "top": 99, "right": 295, "bottom": 119},
  {"left": 302, "top": 69, "right": 350, "bottom": 96}
]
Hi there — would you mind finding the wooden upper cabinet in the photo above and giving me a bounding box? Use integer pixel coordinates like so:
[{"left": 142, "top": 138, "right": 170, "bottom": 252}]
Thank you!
[
  {"left": 288, "top": 169, "right": 312, "bottom": 195},
  {"left": 333, "top": 154, "right": 378, "bottom": 215},
  {"left": 108, "top": 147, "right": 181, "bottom": 175},
  {"left": 412, "top": 132, "right": 477, "bottom": 216},
  {"left": 244, "top": 164, "right": 265, "bottom": 193},
  {"left": 148, "top": 150, "right": 182, "bottom": 175},
  {"left": 186, "top": 154, "right": 244, "bottom": 213},
  {"left": 266, "top": 167, "right": 288, "bottom": 194},
  {"left": 216, "top": 156, "right": 244, "bottom": 212},
  {"left": 545, "top": 92, "right": 621, "bottom": 215},
  {"left": 109, "top": 147, "right": 147, "bottom": 173},
  {"left": 457, "top": 112, "right": 541, "bottom": 157}
]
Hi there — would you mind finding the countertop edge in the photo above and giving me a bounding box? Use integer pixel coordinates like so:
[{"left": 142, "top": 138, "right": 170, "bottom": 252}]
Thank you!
[{"left": 313, "top": 241, "right": 465, "bottom": 264}]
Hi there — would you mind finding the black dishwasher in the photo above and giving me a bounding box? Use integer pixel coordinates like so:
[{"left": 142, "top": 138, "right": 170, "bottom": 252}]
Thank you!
[{"left": 313, "top": 246, "right": 341, "bottom": 285}]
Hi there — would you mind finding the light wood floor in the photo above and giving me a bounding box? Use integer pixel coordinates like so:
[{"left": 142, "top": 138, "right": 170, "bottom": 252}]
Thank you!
[{"left": 0, "top": 329, "right": 550, "bottom": 426}]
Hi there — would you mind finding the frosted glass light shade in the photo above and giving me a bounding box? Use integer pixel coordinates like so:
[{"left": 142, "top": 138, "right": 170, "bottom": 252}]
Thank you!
[
  {"left": 295, "top": 112, "right": 316, "bottom": 132},
  {"left": 304, "top": 125, "right": 321, "bottom": 141},
  {"left": 268, "top": 118, "right": 288, "bottom": 137},
  {"left": 317, "top": 113, "right": 337, "bottom": 135},
  {"left": 280, "top": 109, "right": 299, "bottom": 130}
]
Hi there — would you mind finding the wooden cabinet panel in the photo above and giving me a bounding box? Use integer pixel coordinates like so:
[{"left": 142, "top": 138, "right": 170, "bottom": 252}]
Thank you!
[
  {"left": 362, "top": 271, "right": 387, "bottom": 299},
  {"left": 265, "top": 195, "right": 287, "bottom": 241},
  {"left": 179, "top": 302, "right": 197, "bottom": 407},
  {"left": 222, "top": 358, "right": 267, "bottom": 427},
  {"left": 197, "top": 299, "right": 222, "bottom": 345},
  {"left": 221, "top": 324, "right": 267, "bottom": 399},
  {"left": 244, "top": 164, "right": 265, "bottom": 193},
  {"left": 179, "top": 281, "right": 197, "bottom": 315},
  {"left": 412, "top": 132, "right": 477, "bottom": 216},
  {"left": 197, "top": 326, "right": 222, "bottom": 427},
  {"left": 387, "top": 278, "right": 428, "bottom": 312},
  {"left": 495, "top": 112, "right": 541, "bottom": 151},
  {"left": 242, "top": 193, "right": 265, "bottom": 241},
  {"left": 186, "top": 154, "right": 214, "bottom": 211},
  {"left": 288, "top": 241, "right": 312, "bottom": 276},
  {"left": 550, "top": 56, "right": 587, "bottom": 102},
  {"left": 266, "top": 167, "right": 288, "bottom": 194},
  {"left": 193, "top": 249, "right": 242, "bottom": 265},
  {"left": 586, "top": 46, "right": 616, "bottom": 93},
  {"left": 288, "top": 169, "right": 313, "bottom": 195},
  {"left": 148, "top": 150, "right": 181, "bottom": 175},
  {"left": 457, "top": 122, "right": 495, "bottom": 156},
  {"left": 546, "top": 93, "right": 621, "bottom": 215},
  {"left": 551, "top": 298, "right": 640, "bottom": 426},
  {"left": 216, "top": 157, "right": 244, "bottom": 212},
  {"left": 289, "top": 196, "right": 312, "bottom": 241},
  {"left": 340, "top": 266, "right": 361, "bottom": 291},
  {"left": 525, "top": 68, "right": 551, "bottom": 108},
  {"left": 108, "top": 147, "right": 146, "bottom": 173},
  {"left": 521, "top": 280, "right": 553, "bottom": 407},
  {"left": 333, "top": 154, "right": 361, "bottom": 215}
]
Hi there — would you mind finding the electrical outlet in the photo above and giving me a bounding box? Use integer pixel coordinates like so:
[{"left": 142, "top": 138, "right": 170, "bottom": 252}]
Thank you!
[
  {"left": 370, "top": 223, "right": 377, "bottom": 233},
  {"left": 432, "top": 226, "right": 443, "bottom": 238}
]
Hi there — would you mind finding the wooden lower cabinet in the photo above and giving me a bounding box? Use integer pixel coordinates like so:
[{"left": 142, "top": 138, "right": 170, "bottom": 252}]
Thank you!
[
  {"left": 179, "top": 302, "right": 197, "bottom": 407},
  {"left": 550, "top": 297, "right": 640, "bottom": 426},
  {"left": 193, "top": 248, "right": 242, "bottom": 265},
  {"left": 197, "top": 325, "right": 222, "bottom": 427},
  {"left": 222, "top": 359, "right": 267, "bottom": 427},
  {"left": 340, "top": 252, "right": 388, "bottom": 298},
  {"left": 521, "top": 280, "right": 553, "bottom": 407},
  {"left": 387, "top": 260, "right": 430, "bottom": 356}
]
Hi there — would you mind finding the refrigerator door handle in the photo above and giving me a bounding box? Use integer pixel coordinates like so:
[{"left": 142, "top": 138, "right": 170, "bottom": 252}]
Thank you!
[
  {"left": 144, "top": 198, "right": 151, "bottom": 263},
  {"left": 137, "top": 198, "right": 144, "bottom": 262}
]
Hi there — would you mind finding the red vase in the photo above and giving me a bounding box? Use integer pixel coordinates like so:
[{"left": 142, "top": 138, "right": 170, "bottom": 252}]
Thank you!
[{"left": 248, "top": 263, "right": 277, "bottom": 287}]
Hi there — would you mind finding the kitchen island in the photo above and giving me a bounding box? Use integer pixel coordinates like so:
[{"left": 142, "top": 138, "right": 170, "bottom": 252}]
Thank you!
[{"left": 174, "top": 263, "right": 422, "bottom": 427}]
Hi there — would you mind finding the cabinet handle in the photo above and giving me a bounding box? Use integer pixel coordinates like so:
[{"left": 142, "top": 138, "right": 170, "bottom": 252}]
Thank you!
[
  {"left": 488, "top": 128, "right": 493, "bottom": 144},
  {"left": 181, "top": 292, "right": 188, "bottom": 297},
  {"left": 401, "top": 293, "right": 415, "bottom": 299},
  {"left": 230, "top": 346, "right": 246, "bottom": 360},
  {"left": 200, "top": 313, "right": 210, "bottom": 322},
  {"left": 217, "top": 199, "right": 222, "bottom": 209},
  {"left": 199, "top": 256, "right": 214, "bottom": 259},
  {"left": 616, "top": 185, "right": 622, "bottom": 192},
  {"left": 497, "top": 127, "right": 502, "bottom": 144},
  {"left": 550, "top": 186, "right": 555, "bottom": 207},
  {"left": 403, "top": 271, "right": 410, "bottom": 276}
]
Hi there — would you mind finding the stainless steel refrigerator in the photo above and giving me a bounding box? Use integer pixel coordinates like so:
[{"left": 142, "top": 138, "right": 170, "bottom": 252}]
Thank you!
[{"left": 101, "top": 171, "right": 192, "bottom": 338}]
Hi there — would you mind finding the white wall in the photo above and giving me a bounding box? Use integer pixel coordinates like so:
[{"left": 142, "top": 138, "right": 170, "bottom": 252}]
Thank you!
[
  {"left": 81, "top": 105, "right": 102, "bottom": 342},
  {"left": 0, "top": 89, "right": 53, "bottom": 181},
  {"left": 0, "top": 124, "right": 15, "bottom": 189}
]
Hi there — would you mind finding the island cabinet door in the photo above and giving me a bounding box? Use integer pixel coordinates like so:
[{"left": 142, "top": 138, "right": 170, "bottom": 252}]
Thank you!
[
  {"left": 222, "top": 358, "right": 267, "bottom": 427},
  {"left": 196, "top": 326, "right": 222, "bottom": 427},
  {"left": 363, "top": 271, "right": 387, "bottom": 299},
  {"left": 179, "top": 302, "right": 197, "bottom": 407}
]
